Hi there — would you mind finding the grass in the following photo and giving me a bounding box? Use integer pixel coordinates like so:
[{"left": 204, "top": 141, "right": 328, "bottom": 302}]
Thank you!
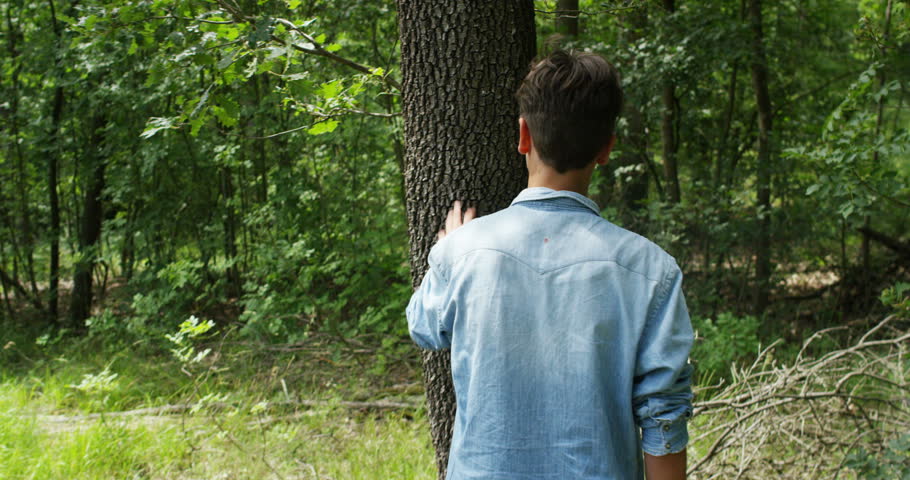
[{"left": 0, "top": 326, "right": 436, "bottom": 480}]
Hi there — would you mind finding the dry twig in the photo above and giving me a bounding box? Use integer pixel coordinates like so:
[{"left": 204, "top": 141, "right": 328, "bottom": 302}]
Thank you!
[{"left": 689, "top": 315, "right": 909, "bottom": 478}]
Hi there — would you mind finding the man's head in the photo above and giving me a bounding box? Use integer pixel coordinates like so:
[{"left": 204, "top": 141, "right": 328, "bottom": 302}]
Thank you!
[{"left": 515, "top": 50, "right": 624, "bottom": 173}]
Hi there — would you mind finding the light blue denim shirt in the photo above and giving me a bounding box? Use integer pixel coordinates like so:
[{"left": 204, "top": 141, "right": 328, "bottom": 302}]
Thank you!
[{"left": 407, "top": 187, "right": 694, "bottom": 480}]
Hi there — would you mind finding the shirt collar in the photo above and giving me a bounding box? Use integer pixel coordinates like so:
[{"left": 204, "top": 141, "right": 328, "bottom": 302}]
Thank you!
[{"left": 510, "top": 187, "right": 601, "bottom": 215}]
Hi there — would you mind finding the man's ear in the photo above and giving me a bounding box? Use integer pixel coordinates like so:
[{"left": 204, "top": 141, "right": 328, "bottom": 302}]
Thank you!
[
  {"left": 518, "top": 117, "right": 532, "bottom": 155},
  {"left": 595, "top": 135, "right": 617, "bottom": 166}
]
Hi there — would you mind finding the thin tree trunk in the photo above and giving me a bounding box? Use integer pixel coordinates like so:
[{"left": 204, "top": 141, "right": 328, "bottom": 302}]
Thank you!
[
  {"left": 714, "top": 62, "right": 739, "bottom": 189},
  {"left": 69, "top": 116, "right": 107, "bottom": 328},
  {"left": 609, "top": 7, "right": 654, "bottom": 231},
  {"left": 862, "top": 0, "right": 894, "bottom": 279},
  {"left": 748, "top": 0, "right": 773, "bottom": 316},
  {"left": 46, "top": 0, "right": 67, "bottom": 321},
  {"left": 220, "top": 166, "right": 241, "bottom": 297},
  {"left": 555, "top": 0, "right": 579, "bottom": 38},
  {"left": 396, "top": 2, "right": 535, "bottom": 477},
  {"left": 10, "top": 4, "right": 39, "bottom": 303},
  {"left": 661, "top": 0, "right": 680, "bottom": 204},
  {"left": 4, "top": 2, "right": 44, "bottom": 316},
  {"left": 252, "top": 75, "right": 268, "bottom": 204}
]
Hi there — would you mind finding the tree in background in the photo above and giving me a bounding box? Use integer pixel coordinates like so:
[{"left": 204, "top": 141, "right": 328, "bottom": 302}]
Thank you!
[{"left": 396, "top": 1, "right": 536, "bottom": 476}]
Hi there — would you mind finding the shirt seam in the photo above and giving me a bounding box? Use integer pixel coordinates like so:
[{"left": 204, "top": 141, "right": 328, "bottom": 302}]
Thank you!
[{"left": 449, "top": 247, "right": 664, "bottom": 282}]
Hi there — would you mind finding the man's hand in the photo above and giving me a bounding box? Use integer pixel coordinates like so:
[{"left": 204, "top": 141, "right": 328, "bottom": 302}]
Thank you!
[{"left": 438, "top": 200, "right": 476, "bottom": 242}]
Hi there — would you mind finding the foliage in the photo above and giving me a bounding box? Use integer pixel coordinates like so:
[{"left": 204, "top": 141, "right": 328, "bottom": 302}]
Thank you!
[
  {"left": 846, "top": 434, "right": 910, "bottom": 480},
  {"left": 165, "top": 315, "right": 214, "bottom": 364},
  {"left": 691, "top": 312, "right": 761, "bottom": 381},
  {"left": 790, "top": 63, "right": 909, "bottom": 223}
]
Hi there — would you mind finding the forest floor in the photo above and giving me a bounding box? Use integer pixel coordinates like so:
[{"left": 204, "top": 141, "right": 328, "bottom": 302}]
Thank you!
[
  {"left": 2, "top": 277, "right": 907, "bottom": 479},
  {"left": 0, "top": 329, "right": 437, "bottom": 480}
]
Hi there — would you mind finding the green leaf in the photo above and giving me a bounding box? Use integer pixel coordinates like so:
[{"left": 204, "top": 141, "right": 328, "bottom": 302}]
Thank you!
[
  {"left": 248, "top": 16, "right": 274, "bottom": 48},
  {"left": 128, "top": 39, "right": 139, "bottom": 56},
  {"left": 287, "top": 0, "right": 301, "bottom": 8},
  {"left": 140, "top": 117, "right": 177, "bottom": 139},
  {"left": 213, "top": 98, "right": 240, "bottom": 127},
  {"left": 307, "top": 119, "right": 339, "bottom": 135},
  {"left": 317, "top": 79, "right": 343, "bottom": 100},
  {"left": 325, "top": 43, "right": 342, "bottom": 53}
]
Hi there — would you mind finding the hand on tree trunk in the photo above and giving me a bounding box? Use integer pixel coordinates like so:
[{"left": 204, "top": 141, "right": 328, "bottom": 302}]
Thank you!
[{"left": 437, "top": 201, "right": 476, "bottom": 241}]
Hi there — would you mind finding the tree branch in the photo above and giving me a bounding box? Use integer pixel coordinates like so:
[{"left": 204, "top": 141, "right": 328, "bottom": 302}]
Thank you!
[{"left": 270, "top": 18, "right": 401, "bottom": 91}]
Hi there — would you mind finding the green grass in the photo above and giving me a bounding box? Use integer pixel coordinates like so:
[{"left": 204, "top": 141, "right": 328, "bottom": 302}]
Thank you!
[{"left": 0, "top": 329, "right": 435, "bottom": 480}]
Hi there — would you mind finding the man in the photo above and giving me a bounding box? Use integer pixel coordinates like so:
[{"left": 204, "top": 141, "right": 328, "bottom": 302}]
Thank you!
[{"left": 407, "top": 50, "right": 693, "bottom": 480}]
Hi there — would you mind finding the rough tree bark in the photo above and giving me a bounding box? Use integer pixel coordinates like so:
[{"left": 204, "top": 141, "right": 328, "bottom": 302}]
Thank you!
[
  {"left": 396, "top": 2, "right": 536, "bottom": 477},
  {"left": 748, "top": 0, "right": 773, "bottom": 316}
]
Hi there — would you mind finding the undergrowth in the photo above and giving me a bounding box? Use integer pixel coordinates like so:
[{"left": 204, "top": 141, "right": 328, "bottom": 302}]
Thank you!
[{"left": 0, "top": 320, "right": 433, "bottom": 480}]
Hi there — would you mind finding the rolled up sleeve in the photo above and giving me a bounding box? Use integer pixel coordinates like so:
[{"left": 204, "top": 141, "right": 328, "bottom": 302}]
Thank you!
[
  {"left": 406, "top": 251, "right": 453, "bottom": 350},
  {"left": 633, "top": 260, "right": 694, "bottom": 456}
]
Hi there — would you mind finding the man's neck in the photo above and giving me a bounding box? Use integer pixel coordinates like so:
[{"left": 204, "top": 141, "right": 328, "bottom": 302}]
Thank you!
[
  {"left": 526, "top": 157, "right": 595, "bottom": 196},
  {"left": 527, "top": 174, "right": 590, "bottom": 196}
]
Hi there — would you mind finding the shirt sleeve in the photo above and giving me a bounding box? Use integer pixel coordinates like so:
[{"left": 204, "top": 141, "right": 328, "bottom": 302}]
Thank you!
[
  {"left": 406, "top": 250, "right": 454, "bottom": 351},
  {"left": 632, "top": 259, "right": 694, "bottom": 456}
]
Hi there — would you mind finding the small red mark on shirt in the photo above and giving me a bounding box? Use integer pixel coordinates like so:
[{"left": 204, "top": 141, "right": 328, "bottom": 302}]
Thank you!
[{"left": 544, "top": 238, "right": 549, "bottom": 243}]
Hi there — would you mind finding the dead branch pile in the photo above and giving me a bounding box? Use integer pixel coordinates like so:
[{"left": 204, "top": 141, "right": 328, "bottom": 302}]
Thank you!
[{"left": 689, "top": 315, "right": 909, "bottom": 479}]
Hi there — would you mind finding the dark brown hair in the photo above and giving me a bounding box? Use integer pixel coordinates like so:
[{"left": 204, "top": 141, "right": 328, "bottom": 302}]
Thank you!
[{"left": 515, "top": 50, "right": 624, "bottom": 173}]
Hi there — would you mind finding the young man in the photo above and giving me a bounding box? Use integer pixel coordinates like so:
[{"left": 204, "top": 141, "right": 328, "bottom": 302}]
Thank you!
[{"left": 407, "top": 50, "right": 693, "bottom": 480}]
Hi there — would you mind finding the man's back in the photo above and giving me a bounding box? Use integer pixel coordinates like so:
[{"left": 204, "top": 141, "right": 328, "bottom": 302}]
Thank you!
[{"left": 408, "top": 188, "right": 693, "bottom": 479}]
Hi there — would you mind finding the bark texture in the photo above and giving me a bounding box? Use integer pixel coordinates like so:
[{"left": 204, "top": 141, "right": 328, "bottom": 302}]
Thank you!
[{"left": 396, "top": 2, "right": 536, "bottom": 477}]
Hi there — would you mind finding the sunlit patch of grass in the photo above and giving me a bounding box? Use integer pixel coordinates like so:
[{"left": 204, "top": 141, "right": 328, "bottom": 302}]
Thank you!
[{"left": 0, "top": 333, "right": 435, "bottom": 480}]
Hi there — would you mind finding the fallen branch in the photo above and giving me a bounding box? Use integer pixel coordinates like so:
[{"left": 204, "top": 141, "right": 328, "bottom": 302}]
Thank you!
[
  {"left": 689, "top": 315, "right": 910, "bottom": 478},
  {"left": 857, "top": 226, "right": 910, "bottom": 259},
  {"left": 35, "top": 398, "right": 421, "bottom": 423}
]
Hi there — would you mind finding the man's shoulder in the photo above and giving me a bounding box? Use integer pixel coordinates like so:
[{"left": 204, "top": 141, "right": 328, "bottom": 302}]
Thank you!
[
  {"left": 430, "top": 204, "right": 679, "bottom": 280},
  {"left": 427, "top": 207, "right": 516, "bottom": 267},
  {"left": 584, "top": 216, "right": 679, "bottom": 282}
]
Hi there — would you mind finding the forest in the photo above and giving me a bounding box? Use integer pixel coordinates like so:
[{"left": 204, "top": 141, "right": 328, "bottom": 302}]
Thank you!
[{"left": 0, "top": 0, "right": 908, "bottom": 478}]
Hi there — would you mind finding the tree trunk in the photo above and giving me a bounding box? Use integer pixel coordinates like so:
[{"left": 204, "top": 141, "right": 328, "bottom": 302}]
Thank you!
[
  {"left": 616, "top": 104, "right": 654, "bottom": 230},
  {"left": 48, "top": 86, "right": 63, "bottom": 321},
  {"left": 69, "top": 116, "right": 107, "bottom": 328},
  {"left": 220, "top": 166, "right": 242, "bottom": 297},
  {"left": 555, "top": 0, "right": 579, "bottom": 38},
  {"left": 661, "top": 0, "right": 680, "bottom": 204},
  {"left": 748, "top": 0, "right": 773, "bottom": 316},
  {"left": 396, "top": 2, "right": 535, "bottom": 477},
  {"left": 714, "top": 62, "right": 739, "bottom": 189},
  {"left": 862, "top": 0, "right": 894, "bottom": 283},
  {"left": 609, "top": 7, "right": 655, "bottom": 232}
]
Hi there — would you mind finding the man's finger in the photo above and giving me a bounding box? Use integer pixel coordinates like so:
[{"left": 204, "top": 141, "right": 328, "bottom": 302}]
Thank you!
[
  {"left": 453, "top": 200, "right": 463, "bottom": 227},
  {"left": 463, "top": 207, "right": 476, "bottom": 223},
  {"left": 446, "top": 205, "right": 456, "bottom": 233}
]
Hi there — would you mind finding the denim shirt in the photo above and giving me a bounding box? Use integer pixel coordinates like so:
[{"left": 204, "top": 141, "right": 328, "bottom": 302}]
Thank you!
[{"left": 407, "top": 187, "right": 694, "bottom": 480}]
